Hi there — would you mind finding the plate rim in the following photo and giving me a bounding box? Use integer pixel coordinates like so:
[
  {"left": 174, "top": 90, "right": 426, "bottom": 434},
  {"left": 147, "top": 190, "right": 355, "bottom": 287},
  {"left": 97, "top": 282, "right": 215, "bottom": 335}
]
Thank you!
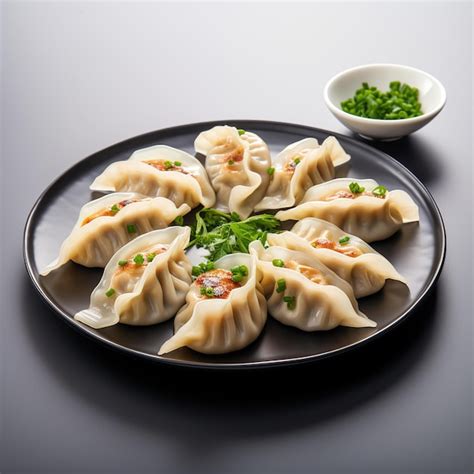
[{"left": 23, "top": 119, "right": 447, "bottom": 369}]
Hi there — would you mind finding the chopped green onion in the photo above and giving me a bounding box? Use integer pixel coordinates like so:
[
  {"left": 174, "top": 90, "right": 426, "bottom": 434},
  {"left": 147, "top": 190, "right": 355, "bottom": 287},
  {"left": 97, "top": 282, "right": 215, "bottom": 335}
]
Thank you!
[
  {"left": 372, "top": 185, "right": 388, "bottom": 197},
  {"left": 349, "top": 182, "right": 365, "bottom": 194},
  {"left": 283, "top": 295, "right": 296, "bottom": 310},
  {"left": 228, "top": 160, "right": 235, "bottom": 166},
  {"left": 127, "top": 224, "right": 137, "bottom": 234},
  {"left": 174, "top": 215, "right": 184, "bottom": 226},
  {"left": 133, "top": 254, "right": 144, "bottom": 265},
  {"left": 164, "top": 160, "right": 173, "bottom": 169},
  {"left": 118, "top": 259, "right": 128, "bottom": 266},
  {"left": 276, "top": 278, "right": 286, "bottom": 293},
  {"left": 174, "top": 161, "right": 182, "bottom": 166},
  {"left": 110, "top": 204, "right": 120, "bottom": 214},
  {"left": 200, "top": 286, "right": 207, "bottom": 295},
  {"left": 293, "top": 157, "right": 301, "bottom": 165},
  {"left": 205, "top": 287, "right": 215, "bottom": 297},
  {"left": 192, "top": 266, "right": 202, "bottom": 277},
  {"left": 339, "top": 236, "right": 350, "bottom": 245},
  {"left": 232, "top": 273, "right": 243, "bottom": 283},
  {"left": 267, "top": 167, "right": 275, "bottom": 176},
  {"left": 238, "top": 265, "right": 248, "bottom": 276},
  {"left": 147, "top": 253, "right": 156, "bottom": 262},
  {"left": 237, "top": 129, "right": 246, "bottom": 136},
  {"left": 105, "top": 288, "right": 116, "bottom": 298},
  {"left": 272, "top": 259, "right": 285, "bottom": 267}
]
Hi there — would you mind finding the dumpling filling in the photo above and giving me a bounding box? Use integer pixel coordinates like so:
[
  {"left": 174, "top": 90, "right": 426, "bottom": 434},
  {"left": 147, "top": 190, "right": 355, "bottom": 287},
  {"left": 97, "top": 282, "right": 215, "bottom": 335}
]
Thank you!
[
  {"left": 81, "top": 198, "right": 141, "bottom": 226},
  {"left": 323, "top": 182, "right": 388, "bottom": 201},
  {"left": 108, "top": 246, "right": 168, "bottom": 295},
  {"left": 144, "top": 159, "right": 189, "bottom": 174},
  {"left": 286, "top": 260, "right": 328, "bottom": 285},
  {"left": 312, "top": 237, "right": 362, "bottom": 258},
  {"left": 283, "top": 155, "right": 303, "bottom": 173},
  {"left": 196, "top": 269, "right": 242, "bottom": 299}
]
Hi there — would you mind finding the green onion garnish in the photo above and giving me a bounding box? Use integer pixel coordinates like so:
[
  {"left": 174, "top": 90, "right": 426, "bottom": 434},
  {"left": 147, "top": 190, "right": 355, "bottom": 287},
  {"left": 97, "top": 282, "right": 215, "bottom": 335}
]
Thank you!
[
  {"left": 118, "top": 260, "right": 128, "bottom": 266},
  {"left": 192, "top": 261, "right": 215, "bottom": 277},
  {"left": 127, "top": 224, "right": 137, "bottom": 234},
  {"left": 192, "top": 266, "right": 202, "bottom": 277},
  {"left": 232, "top": 273, "right": 243, "bottom": 283},
  {"left": 272, "top": 259, "right": 285, "bottom": 267},
  {"left": 164, "top": 160, "right": 173, "bottom": 169},
  {"left": 349, "top": 182, "right": 365, "bottom": 194},
  {"left": 238, "top": 265, "right": 248, "bottom": 276},
  {"left": 174, "top": 216, "right": 184, "bottom": 226},
  {"left": 372, "top": 185, "right": 388, "bottom": 197},
  {"left": 276, "top": 278, "right": 286, "bottom": 293},
  {"left": 200, "top": 286, "right": 207, "bottom": 295},
  {"left": 339, "top": 236, "right": 350, "bottom": 245},
  {"left": 147, "top": 253, "right": 156, "bottom": 262},
  {"left": 237, "top": 129, "right": 246, "bottom": 136},
  {"left": 228, "top": 160, "right": 235, "bottom": 166},
  {"left": 205, "top": 287, "right": 215, "bottom": 297},
  {"left": 174, "top": 161, "right": 182, "bottom": 166},
  {"left": 133, "top": 254, "right": 144, "bottom": 265},
  {"left": 267, "top": 167, "right": 275, "bottom": 176},
  {"left": 105, "top": 288, "right": 116, "bottom": 298},
  {"left": 283, "top": 295, "right": 296, "bottom": 310},
  {"left": 293, "top": 157, "right": 301, "bottom": 165},
  {"left": 110, "top": 204, "right": 120, "bottom": 214}
]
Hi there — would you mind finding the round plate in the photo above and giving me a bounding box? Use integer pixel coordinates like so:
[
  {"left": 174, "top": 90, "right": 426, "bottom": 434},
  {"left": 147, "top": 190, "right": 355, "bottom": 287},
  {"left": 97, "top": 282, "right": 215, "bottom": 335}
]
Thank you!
[{"left": 24, "top": 120, "right": 446, "bottom": 369}]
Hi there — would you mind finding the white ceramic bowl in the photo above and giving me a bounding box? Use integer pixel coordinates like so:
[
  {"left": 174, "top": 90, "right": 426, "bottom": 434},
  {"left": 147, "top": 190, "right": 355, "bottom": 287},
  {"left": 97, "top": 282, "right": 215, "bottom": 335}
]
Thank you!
[{"left": 324, "top": 64, "right": 446, "bottom": 141}]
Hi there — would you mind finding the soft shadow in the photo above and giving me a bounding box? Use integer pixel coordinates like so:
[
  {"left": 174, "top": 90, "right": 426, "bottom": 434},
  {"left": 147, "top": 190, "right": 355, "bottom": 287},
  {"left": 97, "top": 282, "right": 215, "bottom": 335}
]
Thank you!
[
  {"left": 349, "top": 132, "right": 445, "bottom": 185},
  {"left": 19, "top": 272, "right": 442, "bottom": 450}
]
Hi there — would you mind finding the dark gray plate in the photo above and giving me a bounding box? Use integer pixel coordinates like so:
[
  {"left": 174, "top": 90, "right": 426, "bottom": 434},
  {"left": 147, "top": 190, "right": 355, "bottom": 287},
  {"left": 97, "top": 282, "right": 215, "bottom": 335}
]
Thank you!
[{"left": 23, "top": 120, "right": 446, "bottom": 369}]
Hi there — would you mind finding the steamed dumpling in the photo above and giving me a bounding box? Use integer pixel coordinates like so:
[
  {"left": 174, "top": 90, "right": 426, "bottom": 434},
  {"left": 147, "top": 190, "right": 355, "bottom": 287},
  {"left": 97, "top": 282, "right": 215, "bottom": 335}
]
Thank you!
[
  {"left": 276, "top": 178, "right": 419, "bottom": 242},
  {"left": 249, "top": 241, "right": 375, "bottom": 331},
  {"left": 194, "top": 125, "right": 271, "bottom": 218},
  {"left": 267, "top": 218, "right": 407, "bottom": 298},
  {"left": 40, "top": 193, "right": 190, "bottom": 275},
  {"left": 159, "top": 253, "right": 267, "bottom": 355},
  {"left": 255, "top": 136, "right": 350, "bottom": 211},
  {"left": 74, "top": 227, "right": 192, "bottom": 328},
  {"left": 90, "top": 145, "right": 215, "bottom": 208}
]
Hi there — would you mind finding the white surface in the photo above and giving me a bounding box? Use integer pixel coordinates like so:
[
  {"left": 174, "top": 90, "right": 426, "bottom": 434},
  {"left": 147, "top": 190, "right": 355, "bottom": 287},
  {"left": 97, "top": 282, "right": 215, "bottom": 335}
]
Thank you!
[{"left": 324, "top": 64, "right": 447, "bottom": 140}]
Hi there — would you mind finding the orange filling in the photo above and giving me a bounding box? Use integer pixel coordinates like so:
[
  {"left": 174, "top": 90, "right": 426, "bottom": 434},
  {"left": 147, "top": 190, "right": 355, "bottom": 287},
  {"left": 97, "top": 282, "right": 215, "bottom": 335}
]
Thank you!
[
  {"left": 81, "top": 198, "right": 140, "bottom": 226},
  {"left": 286, "top": 260, "right": 327, "bottom": 285},
  {"left": 312, "top": 237, "right": 362, "bottom": 258},
  {"left": 196, "top": 269, "right": 241, "bottom": 299},
  {"left": 144, "top": 160, "right": 187, "bottom": 174},
  {"left": 324, "top": 190, "right": 385, "bottom": 201}
]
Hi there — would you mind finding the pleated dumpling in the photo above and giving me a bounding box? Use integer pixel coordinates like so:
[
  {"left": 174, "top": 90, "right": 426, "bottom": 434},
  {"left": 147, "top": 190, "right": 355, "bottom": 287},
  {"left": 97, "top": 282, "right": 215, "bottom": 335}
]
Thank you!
[
  {"left": 267, "top": 218, "right": 407, "bottom": 298},
  {"left": 159, "top": 253, "right": 267, "bottom": 355},
  {"left": 40, "top": 193, "right": 190, "bottom": 275},
  {"left": 90, "top": 145, "right": 215, "bottom": 208},
  {"left": 194, "top": 125, "right": 271, "bottom": 218},
  {"left": 276, "top": 178, "right": 419, "bottom": 242},
  {"left": 255, "top": 136, "right": 350, "bottom": 211},
  {"left": 74, "top": 227, "right": 192, "bottom": 329},
  {"left": 249, "top": 241, "right": 375, "bottom": 331}
]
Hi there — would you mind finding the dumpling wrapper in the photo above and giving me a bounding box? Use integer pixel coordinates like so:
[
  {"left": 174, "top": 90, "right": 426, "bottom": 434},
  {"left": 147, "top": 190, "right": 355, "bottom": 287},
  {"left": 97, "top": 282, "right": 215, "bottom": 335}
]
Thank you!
[
  {"left": 40, "top": 193, "right": 190, "bottom": 275},
  {"left": 159, "top": 252, "right": 267, "bottom": 355},
  {"left": 90, "top": 145, "right": 215, "bottom": 208},
  {"left": 255, "top": 136, "right": 350, "bottom": 211},
  {"left": 267, "top": 218, "right": 407, "bottom": 298},
  {"left": 276, "top": 178, "right": 419, "bottom": 242},
  {"left": 195, "top": 125, "right": 271, "bottom": 218},
  {"left": 74, "top": 227, "right": 192, "bottom": 328},
  {"left": 249, "top": 241, "right": 375, "bottom": 331}
]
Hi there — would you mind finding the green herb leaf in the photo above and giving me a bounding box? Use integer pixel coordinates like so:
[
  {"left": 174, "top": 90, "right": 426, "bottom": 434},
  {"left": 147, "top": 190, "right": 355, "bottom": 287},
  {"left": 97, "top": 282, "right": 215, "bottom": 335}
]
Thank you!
[{"left": 174, "top": 215, "right": 184, "bottom": 226}]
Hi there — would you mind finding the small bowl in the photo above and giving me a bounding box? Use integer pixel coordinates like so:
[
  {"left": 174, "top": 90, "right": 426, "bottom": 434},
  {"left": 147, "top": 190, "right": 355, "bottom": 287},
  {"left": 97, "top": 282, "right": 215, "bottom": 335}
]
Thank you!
[{"left": 324, "top": 64, "right": 446, "bottom": 141}]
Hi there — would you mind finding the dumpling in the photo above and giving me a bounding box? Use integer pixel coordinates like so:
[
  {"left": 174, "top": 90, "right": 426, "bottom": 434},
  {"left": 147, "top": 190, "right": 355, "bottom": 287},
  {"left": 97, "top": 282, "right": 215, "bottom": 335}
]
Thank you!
[
  {"left": 275, "top": 178, "right": 419, "bottom": 242},
  {"left": 267, "top": 218, "right": 407, "bottom": 298},
  {"left": 74, "top": 227, "right": 192, "bottom": 329},
  {"left": 40, "top": 193, "right": 190, "bottom": 275},
  {"left": 249, "top": 241, "right": 375, "bottom": 331},
  {"left": 90, "top": 145, "right": 215, "bottom": 208},
  {"left": 255, "top": 136, "right": 351, "bottom": 211},
  {"left": 158, "top": 253, "right": 267, "bottom": 355},
  {"left": 194, "top": 125, "right": 271, "bottom": 218}
]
